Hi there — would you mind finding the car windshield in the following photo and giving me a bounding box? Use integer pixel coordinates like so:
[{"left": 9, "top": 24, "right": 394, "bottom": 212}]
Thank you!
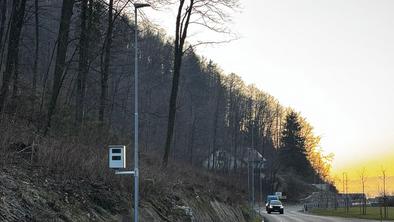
[
  {"left": 267, "top": 196, "right": 278, "bottom": 201},
  {"left": 270, "top": 200, "right": 282, "bottom": 205}
]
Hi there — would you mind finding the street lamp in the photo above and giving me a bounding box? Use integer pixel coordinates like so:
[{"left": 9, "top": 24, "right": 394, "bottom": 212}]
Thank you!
[{"left": 133, "top": 3, "right": 150, "bottom": 222}]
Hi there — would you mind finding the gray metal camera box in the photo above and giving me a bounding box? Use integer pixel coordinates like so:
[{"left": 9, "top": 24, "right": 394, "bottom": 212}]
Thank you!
[{"left": 109, "top": 145, "right": 126, "bottom": 169}]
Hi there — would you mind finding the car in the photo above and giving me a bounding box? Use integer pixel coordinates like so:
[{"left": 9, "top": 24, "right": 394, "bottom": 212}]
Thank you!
[
  {"left": 266, "top": 200, "right": 284, "bottom": 214},
  {"left": 265, "top": 195, "right": 279, "bottom": 211}
]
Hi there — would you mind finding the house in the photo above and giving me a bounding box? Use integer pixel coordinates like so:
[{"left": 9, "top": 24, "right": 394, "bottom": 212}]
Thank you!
[
  {"left": 202, "top": 147, "right": 266, "bottom": 171},
  {"left": 243, "top": 147, "right": 266, "bottom": 169}
]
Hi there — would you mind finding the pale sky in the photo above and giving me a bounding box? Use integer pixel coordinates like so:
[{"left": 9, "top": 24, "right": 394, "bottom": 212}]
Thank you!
[{"left": 143, "top": 0, "right": 394, "bottom": 173}]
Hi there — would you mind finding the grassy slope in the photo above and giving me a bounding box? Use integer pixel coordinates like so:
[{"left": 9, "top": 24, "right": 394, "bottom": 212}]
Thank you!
[
  {"left": 0, "top": 116, "right": 262, "bottom": 221},
  {"left": 312, "top": 207, "right": 394, "bottom": 221}
]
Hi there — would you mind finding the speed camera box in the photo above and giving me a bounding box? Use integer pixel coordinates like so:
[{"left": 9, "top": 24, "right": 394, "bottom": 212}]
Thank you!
[{"left": 109, "top": 145, "right": 126, "bottom": 169}]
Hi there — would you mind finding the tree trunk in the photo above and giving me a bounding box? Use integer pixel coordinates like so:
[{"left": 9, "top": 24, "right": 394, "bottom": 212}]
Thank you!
[
  {"left": 12, "top": 52, "right": 19, "bottom": 98},
  {"left": 99, "top": 0, "right": 113, "bottom": 123},
  {"left": 39, "top": 42, "right": 56, "bottom": 114},
  {"left": 31, "top": 0, "right": 39, "bottom": 115},
  {"left": 44, "top": 0, "right": 75, "bottom": 134},
  {"left": 76, "top": 0, "right": 89, "bottom": 126},
  {"left": 210, "top": 75, "right": 221, "bottom": 170},
  {"left": 0, "top": 0, "right": 12, "bottom": 74},
  {"left": 143, "top": 90, "right": 152, "bottom": 151},
  {"left": 0, "top": 0, "right": 7, "bottom": 53},
  {"left": 162, "top": 0, "right": 194, "bottom": 168},
  {"left": 0, "top": 0, "right": 26, "bottom": 113},
  {"left": 189, "top": 109, "right": 196, "bottom": 165},
  {"left": 162, "top": 49, "right": 182, "bottom": 167},
  {"left": 227, "top": 83, "right": 234, "bottom": 173}
]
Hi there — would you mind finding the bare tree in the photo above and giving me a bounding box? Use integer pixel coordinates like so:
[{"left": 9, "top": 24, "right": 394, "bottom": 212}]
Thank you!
[
  {"left": 76, "top": 0, "right": 89, "bottom": 126},
  {"left": 98, "top": 0, "right": 131, "bottom": 124},
  {"left": 380, "top": 168, "right": 388, "bottom": 219},
  {"left": 359, "top": 167, "right": 367, "bottom": 215},
  {"left": 210, "top": 72, "right": 222, "bottom": 170},
  {"left": 45, "top": 0, "right": 75, "bottom": 134},
  {"left": 0, "top": 0, "right": 6, "bottom": 54},
  {"left": 0, "top": 0, "right": 27, "bottom": 112},
  {"left": 98, "top": 0, "right": 114, "bottom": 123},
  {"left": 31, "top": 0, "right": 39, "bottom": 115},
  {"left": 161, "top": 0, "right": 239, "bottom": 167}
]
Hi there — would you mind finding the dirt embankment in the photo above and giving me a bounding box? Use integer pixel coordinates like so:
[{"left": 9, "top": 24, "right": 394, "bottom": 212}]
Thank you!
[
  {"left": 0, "top": 163, "right": 253, "bottom": 222},
  {"left": 0, "top": 118, "right": 256, "bottom": 221}
]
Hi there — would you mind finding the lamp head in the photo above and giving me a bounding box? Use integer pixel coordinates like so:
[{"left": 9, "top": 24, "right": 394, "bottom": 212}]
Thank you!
[{"left": 134, "top": 3, "right": 151, "bottom": 8}]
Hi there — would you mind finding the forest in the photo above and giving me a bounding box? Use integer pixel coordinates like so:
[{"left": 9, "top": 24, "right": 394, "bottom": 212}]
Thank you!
[{"left": 0, "top": 0, "right": 333, "bottom": 197}]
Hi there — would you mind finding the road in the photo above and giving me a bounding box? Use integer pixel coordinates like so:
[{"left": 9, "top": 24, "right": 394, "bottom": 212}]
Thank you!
[{"left": 257, "top": 205, "right": 382, "bottom": 222}]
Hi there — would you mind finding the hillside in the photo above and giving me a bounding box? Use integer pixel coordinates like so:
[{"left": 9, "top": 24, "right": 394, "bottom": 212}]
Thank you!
[
  {"left": 0, "top": 143, "right": 256, "bottom": 222},
  {"left": 0, "top": 116, "right": 261, "bottom": 222}
]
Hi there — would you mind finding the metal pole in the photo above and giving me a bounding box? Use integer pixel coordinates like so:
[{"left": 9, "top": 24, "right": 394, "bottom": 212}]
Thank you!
[
  {"left": 342, "top": 172, "right": 345, "bottom": 209},
  {"left": 251, "top": 121, "right": 255, "bottom": 212},
  {"left": 134, "top": 7, "right": 139, "bottom": 222},
  {"left": 258, "top": 165, "right": 263, "bottom": 214},
  {"left": 247, "top": 149, "right": 250, "bottom": 209},
  {"left": 345, "top": 173, "right": 348, "bottom": 213},
  {"left": 259, "top": 162, "right": 262, "bottom": 209},
  {"left": 252, "top": 160, "right": 254, "bottom": 208}
]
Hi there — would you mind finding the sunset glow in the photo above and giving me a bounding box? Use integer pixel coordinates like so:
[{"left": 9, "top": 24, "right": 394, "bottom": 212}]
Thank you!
[{"left": 332, "top": 153, "right": 394, "bottom": 196}]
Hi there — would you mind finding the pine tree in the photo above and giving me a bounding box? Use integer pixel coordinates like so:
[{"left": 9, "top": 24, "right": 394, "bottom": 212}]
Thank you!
[{"left": 279, "top": 111, "right": 314, "bottom": 179}]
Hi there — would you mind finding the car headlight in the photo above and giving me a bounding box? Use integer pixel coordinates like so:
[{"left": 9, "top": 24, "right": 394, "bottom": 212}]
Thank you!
[
  {"left": 280, "top": 206, "right": 284, "bottom": 208},
  {"left": 269, "top": 206, "right": 273, "bottom": 208}
]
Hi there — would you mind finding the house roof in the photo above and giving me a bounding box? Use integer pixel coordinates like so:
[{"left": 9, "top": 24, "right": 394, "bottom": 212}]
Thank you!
[{"left": 243, "top": 147, "right": 266, "bottom": 162}]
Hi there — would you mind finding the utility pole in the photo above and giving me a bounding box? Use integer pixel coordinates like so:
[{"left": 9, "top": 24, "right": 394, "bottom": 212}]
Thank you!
[
  {"left": 342, "top": 172, "right": 345, "bottom": 210},
  {"left": 345, "top": 173, "right": 349, "bottom": 213},
  {"left": 381, "top": 169, "right": 387, "bottom": 219},
  {"left": 132, "top": 3, "right": 150, "bottom": 222},
  {"left": 319, "top": 168, "right": 322, "bottom": 208},
  {"left": 251, "top": 120, "right": 255, "bottom": 210},
  {"left": 247, "top": 148, "right": 250, "bottom": 210},
  {"left": 342, "top": 172, "right": 349, "bottom": 213},
  {"left": 259, "top": 161, "right": 262, "bottom": 212},
  {"left": 252, "top": 157, "right": 255, "bottom": 211}
]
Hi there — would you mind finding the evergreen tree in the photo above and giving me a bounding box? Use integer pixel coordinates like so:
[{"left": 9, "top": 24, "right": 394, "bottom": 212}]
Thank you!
[{"left": 280, "top": 111, "right": 314, "bottom": 179}]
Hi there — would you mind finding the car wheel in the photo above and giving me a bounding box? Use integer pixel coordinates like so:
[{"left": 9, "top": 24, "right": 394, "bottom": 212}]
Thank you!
[
  {"left": 280, "top": 210, "right": 284, "bottom": 214},
  {"left": 267, "top": 210, "right": 271, "bottom": 214}
]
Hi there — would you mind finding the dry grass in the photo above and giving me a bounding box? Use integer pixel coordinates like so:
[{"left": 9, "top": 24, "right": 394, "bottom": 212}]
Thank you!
[
  {"left": 0, "top": 115, "right": 125, "bottom": 190},
  {"left": 0, "top": 114, "right": 245, "bottom": 205}
]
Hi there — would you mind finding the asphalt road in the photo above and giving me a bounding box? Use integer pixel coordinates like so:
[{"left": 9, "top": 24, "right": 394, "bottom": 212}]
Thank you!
[{"left": 257, "top": 205, "right": 382, "bottom": 222}]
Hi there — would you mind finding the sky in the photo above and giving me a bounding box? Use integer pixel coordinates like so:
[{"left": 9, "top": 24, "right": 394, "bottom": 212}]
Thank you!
[{"left": 143, "top": 0, "right": 394, "bottom": 194}]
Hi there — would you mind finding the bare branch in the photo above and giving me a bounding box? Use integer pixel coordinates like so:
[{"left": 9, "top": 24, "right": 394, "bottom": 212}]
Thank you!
[{"left": 182, "top": 37, "right": 239, "bottom": 54}]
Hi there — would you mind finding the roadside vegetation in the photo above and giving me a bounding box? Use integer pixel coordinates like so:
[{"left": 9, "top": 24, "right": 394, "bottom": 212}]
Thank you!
[
  {"left": 1, "top": 115, "right": 257, "bottom": 221},
  {"left": 240, "top": 205, "right": 263, "bottom": 222},
  {"left": 1, "top": 0, "right": 333, "bottom": 220},
  {"left": 312, "top": 207, "right": 394, "bottom": 221}
]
